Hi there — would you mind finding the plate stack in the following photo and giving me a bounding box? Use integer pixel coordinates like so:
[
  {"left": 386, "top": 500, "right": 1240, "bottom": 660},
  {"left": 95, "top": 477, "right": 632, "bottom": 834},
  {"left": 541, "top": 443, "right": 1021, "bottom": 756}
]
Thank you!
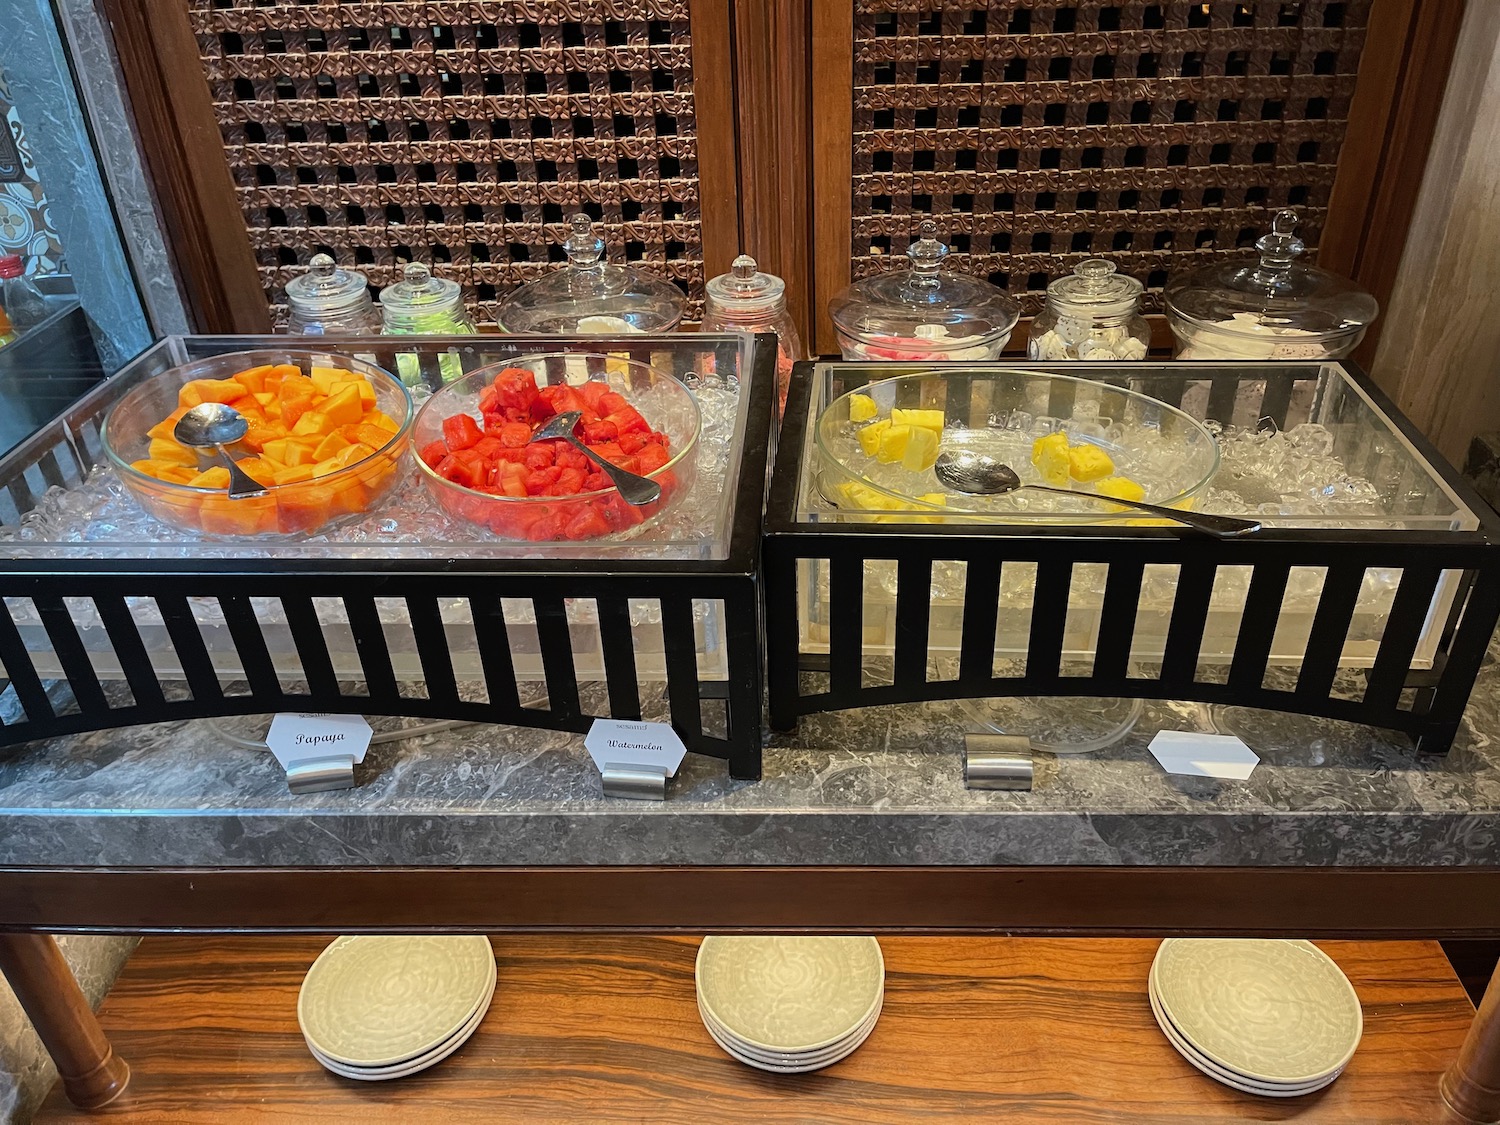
[
  {"left": 695, "top": 936, "right": 884, "bottom": 1073},
  {"left": 1149, "top": 938, "right": 1363, "bottom": 1098},
  {"left": 297, "top": 935, "right": 496, "bottom": 1081}
]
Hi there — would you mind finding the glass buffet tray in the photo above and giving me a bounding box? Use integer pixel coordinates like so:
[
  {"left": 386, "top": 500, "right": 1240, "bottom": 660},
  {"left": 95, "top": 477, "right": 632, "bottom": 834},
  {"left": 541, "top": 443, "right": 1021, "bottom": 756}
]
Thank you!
[
  {"left": 0, "top": 333, "right": 762, "bottom": 689},
  {"left": 0, "top": 332, "right": 753, "bottom": 562},
  {"left": 793, "top": 360, "right": 1483, "bottom": 673}
]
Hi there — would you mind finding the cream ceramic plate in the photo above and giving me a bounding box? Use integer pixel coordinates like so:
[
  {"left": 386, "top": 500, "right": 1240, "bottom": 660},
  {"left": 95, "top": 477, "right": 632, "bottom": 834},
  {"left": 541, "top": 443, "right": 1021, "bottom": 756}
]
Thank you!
[
  {"left": 695, "top": 936, "right": 885, "bottom": 1053},
  {"left": 1152, "top": 939, "right": 1362, "bottom": 1085},
  {"left": 309, "top": 972, "right": 495, "bottom": 1081},
  {"left": 701, "top": 1007, "right": 878, "bottom": 1074},
  {"left": 298, "top": 935, "right": 496, "bottom": 1067},
  {"left": 1148, "top": 970, "right": 1339, "bottom": 1097},
  {"left": 697, "top": 993, "right": 882, "bottom": 1066}
]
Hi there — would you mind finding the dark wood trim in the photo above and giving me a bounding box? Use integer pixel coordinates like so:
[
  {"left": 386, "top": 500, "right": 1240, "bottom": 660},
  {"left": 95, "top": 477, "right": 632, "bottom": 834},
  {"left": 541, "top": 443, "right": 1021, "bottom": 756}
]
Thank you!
[
  {"left": 733, "top": 0, "right": 814, "bottom": 351},
  {"left": 1321, "top": 0, "right": 1466, "bottom": 367},
  {"left": 5, "top": 865, "right": 1500, "bottom": 936},
  {"left": 100, "top": 0, "right": 269, "bottom": 334},
  {"left": 809, "top": 0, "right": 853, "bottom": 356},
  {"left": 689, "top": 0, "right": 740, "bottom": 282},
  {"left": 0, "top": 934, "right": 129, "bottom": 1109}
]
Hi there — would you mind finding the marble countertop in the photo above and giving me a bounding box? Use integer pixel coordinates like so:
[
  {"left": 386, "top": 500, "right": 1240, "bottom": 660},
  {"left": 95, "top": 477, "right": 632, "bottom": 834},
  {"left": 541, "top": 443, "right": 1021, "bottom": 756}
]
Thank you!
[{"left": 3, "top": 659, "right": 1500, "bottom": 869}]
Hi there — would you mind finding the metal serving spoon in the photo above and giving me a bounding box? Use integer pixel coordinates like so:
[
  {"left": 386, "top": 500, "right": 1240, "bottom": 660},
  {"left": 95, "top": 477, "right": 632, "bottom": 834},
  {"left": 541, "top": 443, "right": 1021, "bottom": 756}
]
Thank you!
[
  {"left": 530, "top": 409, "right": 662, "bottom": 507},
  {"left": 932, "top": 448, "right": 1260, "bottom": 538},
  {"left": 173, "top": 403, "right": 269, "bottom": 499}
]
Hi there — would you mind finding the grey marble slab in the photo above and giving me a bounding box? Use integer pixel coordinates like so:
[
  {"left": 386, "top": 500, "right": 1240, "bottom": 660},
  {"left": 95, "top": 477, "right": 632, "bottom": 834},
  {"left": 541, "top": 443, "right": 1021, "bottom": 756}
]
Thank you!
[{"left": 3, "top": 654, "right": 1500, "bottom": 869}]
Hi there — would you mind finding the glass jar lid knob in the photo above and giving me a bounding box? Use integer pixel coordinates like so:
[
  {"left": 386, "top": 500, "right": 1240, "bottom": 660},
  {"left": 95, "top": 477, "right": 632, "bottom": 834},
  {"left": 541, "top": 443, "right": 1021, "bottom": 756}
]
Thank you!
[
  {"left": 563, "top": 213, "right": 605, "bottom": 269},
  {"left": 309, "top": 252, "right": 335, "bottom": 279},
  {"left": 907, "top": 220, "right": 948, "bottom": 288},
  {"left": 1252, "top": 209, "right": 1307, "bottom": 280}
]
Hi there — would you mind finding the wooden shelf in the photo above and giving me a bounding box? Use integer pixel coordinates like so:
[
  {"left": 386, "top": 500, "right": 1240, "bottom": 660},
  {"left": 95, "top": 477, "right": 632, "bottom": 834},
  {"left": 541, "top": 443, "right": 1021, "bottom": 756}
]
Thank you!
[{"left": 39, "top": 936, "right": 1474, "bottom": 1123}]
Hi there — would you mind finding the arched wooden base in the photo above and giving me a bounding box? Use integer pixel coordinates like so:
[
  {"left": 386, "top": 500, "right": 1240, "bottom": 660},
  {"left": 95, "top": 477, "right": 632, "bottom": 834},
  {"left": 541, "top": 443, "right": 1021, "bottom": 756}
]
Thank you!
[{"left": 0, "top": 933, "right": 129, "bottom": 1109}]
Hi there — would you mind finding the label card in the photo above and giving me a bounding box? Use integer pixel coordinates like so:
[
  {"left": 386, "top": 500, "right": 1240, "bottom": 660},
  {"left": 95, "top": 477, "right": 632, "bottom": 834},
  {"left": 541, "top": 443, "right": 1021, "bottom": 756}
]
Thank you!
[
  {"left": 1148, "top": 729, "right": 1260, "bottom": 781},
  {"left": 584, "top": 719, "right": 688, "bottom": 777},
  {"left": 265, "top": 713, "right": 374, "bottom": 769}
]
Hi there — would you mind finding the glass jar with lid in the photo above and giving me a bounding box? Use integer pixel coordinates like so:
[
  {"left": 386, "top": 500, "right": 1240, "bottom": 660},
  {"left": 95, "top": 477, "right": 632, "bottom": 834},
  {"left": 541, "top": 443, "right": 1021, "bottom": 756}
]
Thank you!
[
  {"left": 284, "top": 253, "right": 381, "bottom": 335},
  {"left": 496, "top": 214, "right": 685, "bottom": 334},
  {"left": 701, "top": 254, "right": 804, "bottom": 415},
  {"left": 379, "top": 261, "right": 475, "bottom": 336},
  {"left": 1028, "top": 259, "right": 1149, "bottom": 361},
  {"left": 828, "top": 221, "right": 1019, "bottom": 361},
  {"left": 1163, "top": 210, "right": 1379, "bottom": 360}
]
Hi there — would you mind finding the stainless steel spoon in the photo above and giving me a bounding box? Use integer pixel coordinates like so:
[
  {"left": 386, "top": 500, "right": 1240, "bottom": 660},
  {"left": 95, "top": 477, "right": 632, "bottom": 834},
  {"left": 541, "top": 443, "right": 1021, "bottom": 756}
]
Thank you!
[
  {"left": 173, "top": 403, "right": 269, "bottom": 499},
  {"left": 530, "top": 409, "right": 662, "bottom": 507},
  {"left": 932, "top": 448, "right": 1260, "bottom": 538}
]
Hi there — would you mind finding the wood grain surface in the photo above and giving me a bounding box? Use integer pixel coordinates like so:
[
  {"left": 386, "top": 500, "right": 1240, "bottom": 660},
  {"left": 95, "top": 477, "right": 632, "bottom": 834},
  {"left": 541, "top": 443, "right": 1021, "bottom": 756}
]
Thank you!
[{"left": 37, "top": 936, "right": 1474, "bottom": 1123}]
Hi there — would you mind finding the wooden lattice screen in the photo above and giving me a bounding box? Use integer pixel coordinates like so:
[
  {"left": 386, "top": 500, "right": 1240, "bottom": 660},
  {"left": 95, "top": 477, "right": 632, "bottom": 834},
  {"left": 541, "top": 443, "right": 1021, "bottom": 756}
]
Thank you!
[
  {"left": 849, "top": 0, "right": 1371, "bottom": 316},
  {"left": 189, "top": 0, "right": 711, "bottom": 326}
]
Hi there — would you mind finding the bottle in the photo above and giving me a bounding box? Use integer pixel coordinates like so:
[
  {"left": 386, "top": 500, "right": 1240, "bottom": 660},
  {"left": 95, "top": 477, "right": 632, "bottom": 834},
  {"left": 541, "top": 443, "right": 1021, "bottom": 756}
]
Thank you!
[
  {"left": 0, "top": 254, "right": 49, "bottom": 335},
  {"left": 497, "top": 214, "right": 685, "bottom": 333},
  {"left": 379, "top": 262, "right": 476, "bottom": 383},
  {"left": 701, "top": 254, "right": 804, "bottom": 416},
  {"left": 1028, "top": 259, "right": 1150, "bottom": 361},
  {"left": 827, "top": 221, "right": 1019, "bottom": 361},
  {"left": 284, "top": 253, "right": 381, "bottom": 335}
]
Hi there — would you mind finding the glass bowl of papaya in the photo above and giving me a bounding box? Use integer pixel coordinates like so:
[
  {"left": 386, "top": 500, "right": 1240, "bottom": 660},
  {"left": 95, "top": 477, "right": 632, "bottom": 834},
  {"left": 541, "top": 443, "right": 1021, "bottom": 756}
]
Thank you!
[
  {"left": 102, "top": 349, "right": 413, "bottom": 538},
  {"left": 412, "top": 352, "right": 699, "bottom": 541}
]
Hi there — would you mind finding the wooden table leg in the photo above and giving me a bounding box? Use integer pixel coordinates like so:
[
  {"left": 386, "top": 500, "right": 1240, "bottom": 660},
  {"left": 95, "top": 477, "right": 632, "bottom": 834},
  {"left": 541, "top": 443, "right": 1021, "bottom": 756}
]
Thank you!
[
  {"left": 1444, "top": 956, "right": 1500, "bottom": 1124},
  {"left": 0, "top": 932, "right": 129, "bottom": 1109}
]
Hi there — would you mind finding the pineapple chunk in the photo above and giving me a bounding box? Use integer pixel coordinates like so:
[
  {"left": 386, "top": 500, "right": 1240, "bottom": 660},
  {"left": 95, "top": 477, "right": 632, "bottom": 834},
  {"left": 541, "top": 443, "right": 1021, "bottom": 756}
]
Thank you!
[
  {"left": 901, "top": 424, "right": 940, "bottom": 472},
  {"left": 848, "top": 393, "right": 879, "bottom": 423},
  {"left": 1068, "top": 443, "right": 1115, "bottom": 483},
  {"left": 1030, "top": 431, "right": 1071, "bottom": 487},
  {"left": 1095, "top": 476, "right": 1146, "bottom": 505},
  {"left": 877, "top": 424, "right": 912, "bottom": 464},
  {"left": 857, "top": 418, "right": 892, "bottom": 457},
  {"left": 891, "top": 407, "right": 944, "bottom": 433}
]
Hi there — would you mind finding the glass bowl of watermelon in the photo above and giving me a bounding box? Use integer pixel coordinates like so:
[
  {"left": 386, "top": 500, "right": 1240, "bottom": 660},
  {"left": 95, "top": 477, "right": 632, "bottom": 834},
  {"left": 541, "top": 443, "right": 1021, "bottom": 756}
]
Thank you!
[
  {"left": 102, "top": 349, "right": 413, "bottom": 538},
  {"left": 413, "top": 353, "right": 699, "bottom": 541}
]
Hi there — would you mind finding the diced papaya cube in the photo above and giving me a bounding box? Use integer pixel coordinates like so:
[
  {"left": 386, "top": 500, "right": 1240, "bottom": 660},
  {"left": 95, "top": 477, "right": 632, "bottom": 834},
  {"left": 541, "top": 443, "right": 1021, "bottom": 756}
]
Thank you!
[
  {"left": 261, "top": 438, "right": 308, "bottom": 467},
  {"left": 187, "top": 466, "right": 232, "bottom": 489},
  {"left": 234, "top": 421, "right": 278, "bottom": 454},
  {"left": 321, "top": 384, "right": 363, "bottom": 428},
  {"left": 279, "top": 373, "right": 317, "bottom": 401},
  {"left": 282, "top": 396, "right": 317, "bottom": 430},
  {"left": 130, "top": 458, "right": 165, "bottom": 478},
  {"left": 290, "top": 411, "right": 330, "bottom": 438},
  {"left": 336, "top": 442, "right": 376, "bottom": 467},
  {"left": 185, "top": 378, "right": 249, "bottom": 406},
  {"left": 309, "top": 367, "right": 339, "bottom": 395},
  {"left": 272, "top": 464, "right": 316, "bottom": 486},
  {"left": 331, "top": 378, "right": 377, "bottom": 409},
  {"left": 146, "top": 407, "right": 190, "bottom": 441},
  {"left": 233, "top": 365, "right": 276, "bottom": 395},
  {"left": 339, "top": 422, "right": 395, "bottom": 451},
  {"left": 314, "top": 431, "right": 350, "bottom": 461},
  {"left": 158, "top": 466, "right": 198, "bottom": 485},
  {"left": 310, "top": 455, "right": 343, "bottom": 479},
  {"left": 329, "top": 477, "right": 371, "bottom": 514},
  {"left": 149, "top": 437, "right": 199, "bottom": 466},
  {"left": 364, "top": 410, "right": 401, "bottom": 434},
  {"left": 199, "top": 493, "right": 276, "bottom": 536},
  {"left": 253, "top": 391, "right": 276, "bottom": 407},
  {"left": 275, "top": 484, "right": 336, "bottom": 533}
]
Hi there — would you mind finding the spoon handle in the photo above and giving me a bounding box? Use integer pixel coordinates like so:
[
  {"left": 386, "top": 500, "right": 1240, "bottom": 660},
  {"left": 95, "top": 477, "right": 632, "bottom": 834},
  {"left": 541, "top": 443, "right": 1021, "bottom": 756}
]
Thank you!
[
  {"left": 216, "top": 444, "right": 270, "bottom": 499},
  {"left": 566, "top": 435, "right": 662, "bottom": 507},
  {"left": 1025, "top": 484, "right": 1260, "bottom": 538}
]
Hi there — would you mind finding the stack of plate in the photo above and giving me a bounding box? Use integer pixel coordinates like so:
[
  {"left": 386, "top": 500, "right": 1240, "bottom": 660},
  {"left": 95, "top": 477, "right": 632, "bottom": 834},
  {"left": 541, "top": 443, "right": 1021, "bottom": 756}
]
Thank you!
[
  {"left": 1149, "top": 938, "right": 1363, "bottom": 1097},
  {"left": 297, "top": 935, "right": 496, "bottom": 1081},
  {"left": 695, "top": 936, "right": 884, "bottom": 1073}
]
